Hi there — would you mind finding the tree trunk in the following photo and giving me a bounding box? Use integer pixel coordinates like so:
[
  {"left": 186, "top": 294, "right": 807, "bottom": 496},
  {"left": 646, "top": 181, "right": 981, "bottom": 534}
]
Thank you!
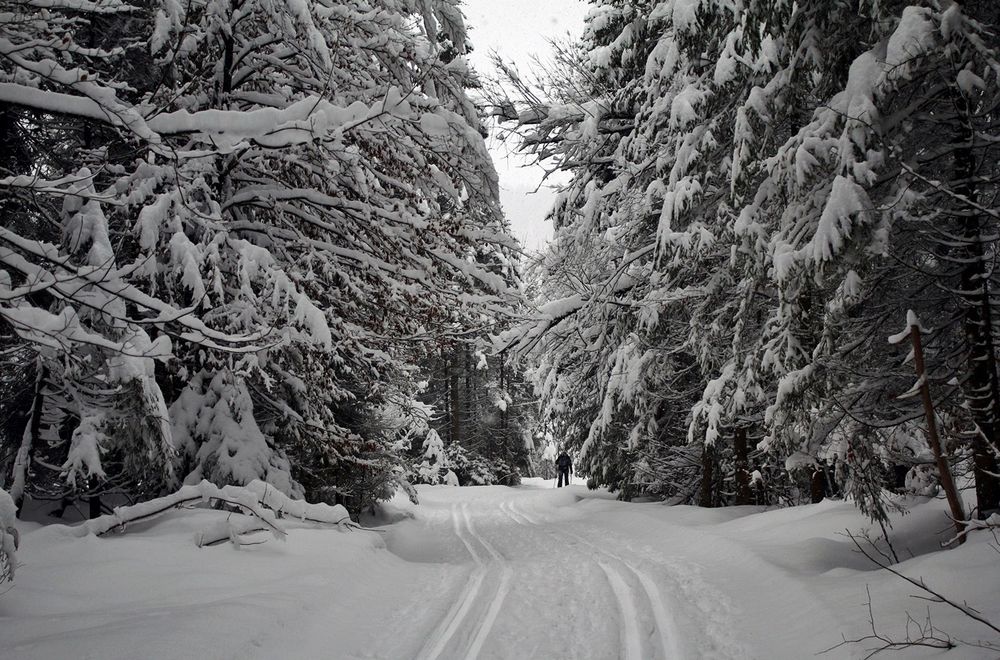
[
  {"left": 809, "top": 467, "right": 827, "bottom": 504},
  {"left": 221, "top": 27, "right": 234, "bottom": 99},
  {"left": 464, "top": 346, "right": 473, "bottom": 449},
  {"left": 499, "top": 355, "right": 508, "bottom": 432},
  {"left": 450, "top": 350, "right": 461, "bottom": 445},
  {"left": 954, "top": 87, "right": 1000, "bottom": 517},
  {"left": 699, "top": 441, "right": 715, "bottom": 508},
  {"left": 911, "top": 320, "right": 967, "bottom": 543},
  {"left": 733, "top": 427, "right": 752, "bottom": 505},
  {"left": 88, "top": 476, "right": 103, "bottom": 519}
]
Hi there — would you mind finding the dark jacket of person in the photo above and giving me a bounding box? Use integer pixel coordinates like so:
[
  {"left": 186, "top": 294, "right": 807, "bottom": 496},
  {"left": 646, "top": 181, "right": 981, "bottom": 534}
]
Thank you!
[{"left": 556, "top": 452, "right": 572, "bottom": 473}]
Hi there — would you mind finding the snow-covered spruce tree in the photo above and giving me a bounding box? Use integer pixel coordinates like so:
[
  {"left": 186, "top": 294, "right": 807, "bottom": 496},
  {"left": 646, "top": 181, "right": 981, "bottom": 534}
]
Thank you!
[
  {"left": 737, "top": 1, "right": 1000, "bottom": 519},
  {"left": 655, "top": 0, "right": 928, "bottom": 511},
  {"left": 413, "top": 427, "right": 447, "bottom": 484},
  {"left": 0, "top": 0, "right": 186, "bottom": 510},
  {"left": 139, "top": 0, "right": 518, "bottom": 503},
  {"left": 1, "top": 0, "right": 518, "bottom": 512},
  {"left": 0, "top": 486, "right": 15, "bottom": 584},
  {"left": 493, "top": 0, "right": 825, "bottom": 503}
]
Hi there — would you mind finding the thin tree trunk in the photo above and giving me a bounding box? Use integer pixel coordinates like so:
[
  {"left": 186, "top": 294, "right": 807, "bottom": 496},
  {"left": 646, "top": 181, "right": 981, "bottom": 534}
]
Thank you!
[
  {"left": 699, "top": 441, "right": 715, "bottom": 508},
  {"left": 910, "top": 320, "right": 967, "bottom": 543},
  {"left": 464, "top": 346, "right": 473, "bottom": 448},
  {"left": 88, "top": 476, "right": 102, "bottom": 519},
  {"left": 499, "top": 355, "right": 508, "bottom": 432},
  {"left": 450, "top": 350, "right": 461, "bottom": 445},
  {"left": 221, "top": 27, "right": 234, "bottom": 99},
  {"left": 733, "top": 427, "right": 752, "bottom": 505}
]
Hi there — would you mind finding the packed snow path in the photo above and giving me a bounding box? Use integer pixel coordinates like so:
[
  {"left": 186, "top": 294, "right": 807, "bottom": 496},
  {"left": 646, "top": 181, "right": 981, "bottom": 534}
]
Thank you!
[{"left": 372, "top": 484, "right": 747, "bottom": 660}]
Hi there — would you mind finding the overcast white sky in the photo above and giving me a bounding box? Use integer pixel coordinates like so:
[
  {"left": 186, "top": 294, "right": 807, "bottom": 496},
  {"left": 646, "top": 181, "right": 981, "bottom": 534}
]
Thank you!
[{"left": 460, "top": 0, "right": 590, "bottom": 252}]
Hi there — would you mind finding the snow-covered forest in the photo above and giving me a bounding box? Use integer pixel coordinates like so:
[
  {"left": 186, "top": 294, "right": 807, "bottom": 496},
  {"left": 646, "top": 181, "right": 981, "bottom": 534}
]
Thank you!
[{"left": 2, "top": 0, "right": 1000, "bottom": 658}]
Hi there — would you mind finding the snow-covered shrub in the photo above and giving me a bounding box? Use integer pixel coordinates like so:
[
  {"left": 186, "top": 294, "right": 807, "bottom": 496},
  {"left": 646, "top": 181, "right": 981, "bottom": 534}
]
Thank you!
[{"left": 905, "top": 465, "right": 939, "bottom": 498}]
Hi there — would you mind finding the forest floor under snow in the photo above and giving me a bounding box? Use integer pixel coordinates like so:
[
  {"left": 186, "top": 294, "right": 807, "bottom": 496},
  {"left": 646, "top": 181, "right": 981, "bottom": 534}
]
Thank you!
[{"left": 2, "top": 479, "right": 999, "bottom": 659}]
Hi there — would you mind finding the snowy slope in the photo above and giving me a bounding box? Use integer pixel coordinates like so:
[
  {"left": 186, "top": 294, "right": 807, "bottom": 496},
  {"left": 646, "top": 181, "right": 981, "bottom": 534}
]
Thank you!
[{"left": 2, "top": 482, "right": 998, "bottom": 659}]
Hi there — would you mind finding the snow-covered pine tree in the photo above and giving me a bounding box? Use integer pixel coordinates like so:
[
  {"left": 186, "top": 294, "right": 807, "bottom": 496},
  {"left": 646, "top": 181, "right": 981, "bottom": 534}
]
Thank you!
[
  {"left": 136, "top": 0, "right": 519, "bottom": 498},
  {"left": 1, "top": 0, "right": 184, "bottom": 509},
  {"left": 0, "top": 486, "right": 15, "bottom": 584},
  {"left": 668, "top": 0, "right": 920, "bottom": 511},
  {"left": 415, "top": 427, "right": 447, "bottom": 484}
]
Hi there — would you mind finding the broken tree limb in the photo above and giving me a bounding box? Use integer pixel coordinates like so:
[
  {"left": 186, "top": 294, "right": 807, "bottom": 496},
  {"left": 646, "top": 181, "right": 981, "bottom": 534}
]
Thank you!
[{"left": 73, "top": 480, "right": 287, "bottom": 542}]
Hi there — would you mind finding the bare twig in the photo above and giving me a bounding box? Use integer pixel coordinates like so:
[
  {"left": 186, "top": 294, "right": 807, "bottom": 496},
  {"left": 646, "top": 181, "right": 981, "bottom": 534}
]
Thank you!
[{"left": 819, "top": 584, "right": 954, "bottom": 658}]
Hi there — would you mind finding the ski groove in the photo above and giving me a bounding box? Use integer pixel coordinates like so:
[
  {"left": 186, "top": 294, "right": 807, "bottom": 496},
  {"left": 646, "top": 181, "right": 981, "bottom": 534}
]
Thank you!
[
  {"left": 597, "top": 560, "right": 644, "bottom": 660},
  {"left": 417, "top": 502, "right": 513, "bottom": 660},
  {"left": 507, "top": 498, "right": 684, "bottom": 660},
  {"left": 498, "top": 501, "right": 530, "bottom": 526},
  {"left": 462, "top": 503, "right": 513, "bottom": 659},
  {"left": 559, "top": 526, "right": 684, "bottom": 660},
  {"left": 509, "top": 499, "right": 540, "bottom": 525},
  {"left": 415, "top": 504, "right": 487, "bottom": 660}
]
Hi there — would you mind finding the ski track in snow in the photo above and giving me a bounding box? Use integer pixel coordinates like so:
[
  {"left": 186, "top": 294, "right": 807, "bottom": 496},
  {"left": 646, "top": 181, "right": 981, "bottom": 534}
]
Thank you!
[
  {"left": 411, "top": 492, "right": 742, "bottom": 660},
  {"left": 463, "top": 503, "right": 513, "bottom": 660},
  {"left": 504, "top": 497, "right": 689, "bottom": 660},
  {"left": 416, "top": 502, "right": 511, "bottom": 660},
  {"left": 597, "top": 560, "right": 643, "bottom": 660},
  {"left": 556, "top": 524, "right": 684, "bottom": 660}
]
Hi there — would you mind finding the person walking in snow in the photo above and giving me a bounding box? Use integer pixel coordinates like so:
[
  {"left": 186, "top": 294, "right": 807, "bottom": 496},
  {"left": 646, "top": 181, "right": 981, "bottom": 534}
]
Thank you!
[{"left": 556, "top": 450, "right": 573, "bottom": 487}]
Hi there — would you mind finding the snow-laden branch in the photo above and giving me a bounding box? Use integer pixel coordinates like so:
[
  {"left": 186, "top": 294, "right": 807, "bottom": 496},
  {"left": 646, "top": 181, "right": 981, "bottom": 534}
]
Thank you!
[
  {"left": 0, "top": 228, "right": 269, "bottom": 350},
  {"left": 146, "top": 95, "right": 370, "bottom": 141},
  {"left": 26, "top": 0, "right": 139, "bottom": 13},
  {"left": 243, "top": 481, "right": 352, "bottom": 526},
  {"left": 0, "top": 83, "right": 152, "bottom": 139},
  {"left": 492, "top": 244, "right": 654, "bottom": 357}
]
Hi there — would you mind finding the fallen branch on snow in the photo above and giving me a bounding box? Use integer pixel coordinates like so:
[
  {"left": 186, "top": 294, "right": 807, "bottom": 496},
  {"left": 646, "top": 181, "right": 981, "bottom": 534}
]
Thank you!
[{"left": 69, "top": 480, "right": 356, "bottom": 547}]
